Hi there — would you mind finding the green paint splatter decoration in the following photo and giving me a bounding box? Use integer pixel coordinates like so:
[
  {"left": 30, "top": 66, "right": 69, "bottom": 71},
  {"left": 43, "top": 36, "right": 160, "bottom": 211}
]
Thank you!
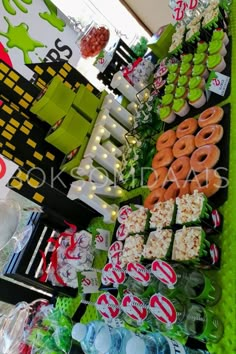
[
  {"left": 2, "top": 0, "right": 32, "bottom": 16},
  {"left": 0, "top": 17, "right": 45, "bottom": 64},
  {"left": 39, "top": 0, "right": 66, "bottom": 32}
]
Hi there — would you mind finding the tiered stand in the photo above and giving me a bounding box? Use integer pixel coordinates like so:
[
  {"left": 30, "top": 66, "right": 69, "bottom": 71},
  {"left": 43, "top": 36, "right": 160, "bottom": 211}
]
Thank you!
[{"left": 56, "top": 5, "right": 236, "bottom": 354}]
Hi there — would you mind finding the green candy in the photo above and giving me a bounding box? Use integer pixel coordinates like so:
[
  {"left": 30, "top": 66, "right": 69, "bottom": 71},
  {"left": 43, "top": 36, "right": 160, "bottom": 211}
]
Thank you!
[
  {"left": 208, "top": 40, "right": 223, "bottom": 55},
  {"left": 180, "top": 63, "right": 191, "bottom": 75},
  {"left": 160, "top": 106, "right": 171, "bottom": 119},
  {"left": 178, "top": 75, "right": 189, "bottom": 87},
  {"left": 207, "top": 54, "right": 222, "bottom": 69},
  {"left": 181, "top": 53, "right": 193, "bottom": 63},
  {"left": 175, "top": 87, "right": 187, "bottom": 99},
  {"left": 189, "top": 76, "right": 202, "bottom": 89},
  {"left": 167, "top": 72, "right": 178, "bottom": 84},
  {"left": 197, "top": 41, "right": 208, "bottom": 54},
  {"left": 193, "top": 53, "right": 207, "bottom": 65},
  {"left": 173, "top": 98, "right": 185, "bottom": 112},
  {"left": 168, "top": 63, "right": 179, "bottom": 73},
  {"left": 212, "top": 29, "right": 224, "bottom": 41},
  {"left": 192, "top": 64, "right": 205, "bottom": 77},
  {"left": 161, "top": 94, "right": 174, "bottom": 106},
  {"left": 165, "top": 84, "right": 175, "bottom": 94},
  {"left": 188, "top": 88, "right": 203, "bottom": 102}
]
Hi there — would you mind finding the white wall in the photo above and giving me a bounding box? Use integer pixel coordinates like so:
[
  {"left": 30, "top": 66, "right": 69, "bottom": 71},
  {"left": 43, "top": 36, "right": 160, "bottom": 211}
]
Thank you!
[{"left": 124, "top": 0, "right": 174, "bottom": 34}]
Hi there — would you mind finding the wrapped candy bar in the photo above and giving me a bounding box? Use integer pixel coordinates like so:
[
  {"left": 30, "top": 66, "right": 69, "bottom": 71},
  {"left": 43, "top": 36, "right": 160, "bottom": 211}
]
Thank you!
[
  {"left": 120, "top": 235, "right": 144, "bottom": 268},
  {"left": 149, "top": 200, "right": 176, "bottom": 229},
  {"left": 142, "top": 229, "right": 173, "bottom": 260},
  {"left": 171, "top": 226, "right": 210, "bottom": 263},
  {"left": 124, "top": 206, "right": 149, "bottom": 234}
]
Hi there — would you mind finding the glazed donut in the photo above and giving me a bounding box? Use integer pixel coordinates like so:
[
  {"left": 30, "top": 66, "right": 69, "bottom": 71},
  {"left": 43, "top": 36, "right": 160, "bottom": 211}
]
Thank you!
[
  {"left": 190, "top": 169, "right": 222, "bottom": 197},
  {"left": 147, "top": 167, "right": 168, "bottom": 191},
  {"left": 190, "top": 144, "right": 220, "bottom": 172},
  {"left": 152, "top": 148, "right": 174, "bottom": 169},
  {"left": 156, "top": 130, "right": 177, "bottom": 151},
  {"left": 195, "top": 124, "right": 224, "bottom": 147},
  {"left": 168, "top": 156, "right": 191, "bottom": 181},
  {"left": 176, "top": 118, "right": 198, "bottom": 139},
  {"left": 173, "top": 135, "right": 195, "bottom": 158},
  {"left": 144, "top": 188, "right": 166, "bottom": 210},
  {"left": 198, "top": 106, "right": 224, "bottom": 128},
  {"left": 164, "top": 180, "right": 190, "bottom": 201}
]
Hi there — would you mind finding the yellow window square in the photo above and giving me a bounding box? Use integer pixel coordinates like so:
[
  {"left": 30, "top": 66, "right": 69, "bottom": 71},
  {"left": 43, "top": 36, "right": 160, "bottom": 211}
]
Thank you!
[
  {"left": 64, "top": 81, "right": 72, "bottom": 89},
  {"left": 36, "top": 82, "right": 45, "bottom": 90},
  {"left": 6, "top": 124, "right": 16, "bottom": 134},
  {"left": 21, "top": 112, "right": 30, "bottom": 119},
  {"left": 26, "top": 160, "right": 35, "bottom": 168},
  {"left": 9, "top": 71, "right": 20, "bottom": 81},
  {"left": 2, "top": 105, "right": 13, "bottom": 115},
  {"left": 86, "top": 84, "right": 93, "bottom": 92},
  {"left": 24, "top": 120, "right": 33, "bottom": 129},
  {"left": 23, "top": 93, "right": 33, "bottom": 103},
  {"left": 0, "top": 143, "right": 3, "bottom": 148},
  {"left": 2, "top": 150, "right": 13, "bottom": 160},
  {"left": 33, "top": 151, "right": 43, "bottom": 161},
  {"left": 57, "top": 75, "right": 64, "bottom": 82},
  {"left": 17, "top": 171, "right": 28, "bottom": 182},
  {"left": 9, "top": 118, "right": 20, "bottom": 128},
  {"left": 46, "top": 152, "right": 55, "bottom": 161},
  {"left": 0, "top": 73, "right": 4, "bottom": 80},
  {"left": 10, "top": 103, "right": 19, "bottom": 111},
  {"left": 14, "top": 85, "right": 24, "bottom": 95},
  {"left": 10, "top": 179, "right": 23, "bottom": 190},
  {"left": 38, "top": 78, "right": 46, "bottom": 85},
  {"left": 14, "top": 158, "right": 24, "bottom": 166},
  {"left": 6, "top": 142, "right": 15, "bottom": 151},
  {"left": 63, "top": 63, "right": 72, "bottom": 72},
  {"left": 34, "top": 65, "right": 43, "bottom": 75},
  {"left": 28, "top": 178, "right": 40, "bottom": 188},
  {"left": 27, "top": 138, "right": 36, "bottom": 148},
  {"left": 20, "top": 126, "right": 30, "bottom": 135},
  {"left": 19, "top": 99, "right": 29, "bottom": 109},
  {"left": 47, "top": 67, "right": 56, "bottom": 76},
  {"left": 4, "top": 78, "right": 14, "bottom": 88},
  {"left": 0, "top": 62, "right": 9, "bottom": 73},
  {"left": 33, "top": 192, "right": 44, "bottom": 203},
  {"left": 59, "top": 69, "right": 67, "bottom": 78},
  {"left": 1, "top": 130, "right": 12, "bottom": 140},
  {"left": 75, "top": 82, "right": 80, "bottom": 88},
  {"left": 0, "top": 119, "right": 5, "bottom": 127}
]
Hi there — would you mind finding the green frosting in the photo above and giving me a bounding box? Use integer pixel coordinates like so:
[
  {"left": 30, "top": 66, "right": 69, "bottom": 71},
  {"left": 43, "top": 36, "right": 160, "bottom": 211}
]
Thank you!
[
  {"left": 197, "top": 41, "right": 208, "bottom": 54},
  {"left": 192, "top": 64, "right": 205, "bottom": 77},
  {"left": 168, "top": 63, "right": 179, "bottom": 73},
  {"left": 212, "top": 29, "right": 224, "bottom": 41},
  {"left": 173, "top": 98, "right": 185, "bottom": 112},
  {"left": 167, "top": 72, "right": 178, "bottom": 84},
  {"left": 165, "top": 84, "right": 175, "bottom": 94},
  {"left": 208, "top": 40, "right": 223, "bottom": 55},
  {"left": 193, "top": 53, "right": 207, "bottom": 65},
  {"left": 189, "top": 76, "right": 202, "bottom": 89},
  {"left": 181, "top": 53, "right": 193, "bottom": 63},
  {"left": 175, "top": 87, "right": 187, "bottom": 99},
  {"left": 178, "top": 75, "right": 189, "bottom": 87},
  {"left": 161, "top": 94, "right": 174, "bottom": 106},
  {"left": 207, "top": 54, "right": 222, "bottom": 69},
  {"left": 180, "top": 63, "right": 191, "bottom": 75},
  {"left": 160, "top": 106, "right": 171, "bottom": 119},
  {"left": 188, "top": 88, "right": 203, "bottom": 102}
]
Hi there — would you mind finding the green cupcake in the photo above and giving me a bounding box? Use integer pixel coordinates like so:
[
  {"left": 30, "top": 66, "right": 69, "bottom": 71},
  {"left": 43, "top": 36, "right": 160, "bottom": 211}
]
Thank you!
[
  {"left": 193, "top": 53, "right": 207, "bottom": 65},
  {"left": 180, "top": 63, "right": 192, "bottom": 76},
  {"left": 178, "top": 75, "right": 189, "bottom": 87},
  {"left": 161, "top": 94, "right": 174, "bottom": 106},
  {"left": 208, "top": 40, "right": 225, "bottom": 55},
  {"left": 165, "top": 84, "right": 175, "bottom": 94},
  {"left": 196, "top": 41, "right": 208, "bottom": 54},
  {"left": 172, "top": 98, "right": 190, "bottom": 117},
  {"left": 192, "top": 64, "right": 206, "bottom": 77},
  {"left": 189, "top": 76, "right": 204, "bottom": 90},
  {"left": 175, "top": 86, "right": 187, "bottom": 99},
  {"left": 188, "top": 88, "right": 203, "bottom": 102},
  {"left": 159, "top": 106, "right": 176, "bottom": 123},
  {"left": 212, "top": 29, "right": 225, "bottom": 41},
  {"left": 167, "top": 72, "right": 178, "bottom": 84},
  {"left": 207, "top": 54, "right": 226, "bottom": 72},
  {"left": 168, "top": 63, "right": 179, "bottom": 73},
  {"left": 181, "top": 53, "right": 193, "bottom": 64}
]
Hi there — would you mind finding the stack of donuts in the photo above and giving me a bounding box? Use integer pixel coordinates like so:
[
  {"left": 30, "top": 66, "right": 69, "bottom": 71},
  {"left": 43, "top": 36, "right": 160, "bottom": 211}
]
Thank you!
[{"left": 144, "top": 106, "right": 224, "bottom": 210}]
